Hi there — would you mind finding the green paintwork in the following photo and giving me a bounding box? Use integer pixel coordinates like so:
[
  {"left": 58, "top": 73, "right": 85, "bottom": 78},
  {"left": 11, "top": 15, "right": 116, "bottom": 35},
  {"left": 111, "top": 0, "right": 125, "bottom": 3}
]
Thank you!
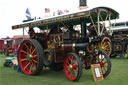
[
  {"left": 5, "top": 57, "right": 15, "bottom": 62},
  {"left": 26, "top": 55, "right": 30, "bottom": 61}
]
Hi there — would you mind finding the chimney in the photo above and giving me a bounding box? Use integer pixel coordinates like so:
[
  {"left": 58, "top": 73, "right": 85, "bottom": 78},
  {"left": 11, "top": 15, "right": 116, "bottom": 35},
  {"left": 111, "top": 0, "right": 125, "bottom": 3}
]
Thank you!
[{"left": 79, "top": 0, "right": 88, "bottom": 10}]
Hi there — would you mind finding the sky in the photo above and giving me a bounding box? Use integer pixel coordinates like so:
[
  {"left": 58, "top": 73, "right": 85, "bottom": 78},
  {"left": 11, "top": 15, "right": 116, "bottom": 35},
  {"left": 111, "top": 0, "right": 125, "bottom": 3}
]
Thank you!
[{"left": 0, "top": 0, "right": 128, "bottom": 38}]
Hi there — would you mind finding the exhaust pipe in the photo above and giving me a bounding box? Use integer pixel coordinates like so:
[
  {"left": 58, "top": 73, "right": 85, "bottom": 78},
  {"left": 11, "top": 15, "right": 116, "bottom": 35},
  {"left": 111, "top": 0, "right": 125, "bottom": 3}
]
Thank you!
[{"left": 79, "top": 0, "right": 88, "bottom": 10}]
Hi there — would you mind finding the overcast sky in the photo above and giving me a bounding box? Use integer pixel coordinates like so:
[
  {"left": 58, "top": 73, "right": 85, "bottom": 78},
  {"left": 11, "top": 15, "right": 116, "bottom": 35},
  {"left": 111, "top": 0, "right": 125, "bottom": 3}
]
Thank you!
[{"left": 0, "top": 0, "right": 128, "bottom": 38}]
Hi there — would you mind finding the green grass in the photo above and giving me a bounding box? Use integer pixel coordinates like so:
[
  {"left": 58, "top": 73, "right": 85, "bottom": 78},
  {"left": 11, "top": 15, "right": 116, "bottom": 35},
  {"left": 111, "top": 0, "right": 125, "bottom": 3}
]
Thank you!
[{"left": 0, "top": 55, "right": 128, "bottom": 85}]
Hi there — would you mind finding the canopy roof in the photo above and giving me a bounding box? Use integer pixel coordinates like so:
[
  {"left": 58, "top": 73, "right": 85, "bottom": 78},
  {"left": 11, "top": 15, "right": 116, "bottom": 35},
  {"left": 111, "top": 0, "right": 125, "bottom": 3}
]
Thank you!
[{"left": 12, "top": 6, "right": 119, "bottom": 30}]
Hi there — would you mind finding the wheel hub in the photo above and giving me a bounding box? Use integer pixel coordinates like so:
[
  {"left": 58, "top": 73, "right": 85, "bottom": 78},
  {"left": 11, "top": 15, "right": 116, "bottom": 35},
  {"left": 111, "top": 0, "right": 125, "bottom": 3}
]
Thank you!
[
  {"left": 69, "top": 64, "right": 77, "bottom": 70},
  {"left": 69, "top": 64, "right": 73, "bottom": 68},
  {"left": 100, "top": 61, "right": 104, "bottom": 67},
  {"left": 26, "top": 55, "right": 32, "bottom": 61}
]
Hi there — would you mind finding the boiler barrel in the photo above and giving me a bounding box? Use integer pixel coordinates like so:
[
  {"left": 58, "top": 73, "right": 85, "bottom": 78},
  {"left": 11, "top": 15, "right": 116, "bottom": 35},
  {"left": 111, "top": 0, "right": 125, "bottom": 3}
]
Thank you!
[{"left": 62, "top": 43, "right": 88, "bottom": 52}]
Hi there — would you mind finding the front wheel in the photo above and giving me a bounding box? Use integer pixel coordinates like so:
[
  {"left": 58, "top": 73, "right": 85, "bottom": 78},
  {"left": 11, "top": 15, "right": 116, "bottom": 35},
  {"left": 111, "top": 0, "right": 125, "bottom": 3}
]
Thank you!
[
  {"left": 98, "top": 37, "right": 112, "bottom": 56},
  {"left": 92, "top": 50, "right": 111, "bottom": 78},
  {"left": 64, "top": 53, "right": 82, "bottom": 82}
]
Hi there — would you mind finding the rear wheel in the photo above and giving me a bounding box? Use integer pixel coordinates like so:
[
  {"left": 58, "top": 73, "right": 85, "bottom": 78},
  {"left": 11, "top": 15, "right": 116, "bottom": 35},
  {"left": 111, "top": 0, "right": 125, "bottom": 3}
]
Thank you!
[
  {"left": 92, "top": 50, "right": 111, "bottom": 78},
  {"left": 64, "top": 53, "right": 82, "bottom": 81},
  {"left": 18, "top": 39, "right": 43, "bottom": 75}
]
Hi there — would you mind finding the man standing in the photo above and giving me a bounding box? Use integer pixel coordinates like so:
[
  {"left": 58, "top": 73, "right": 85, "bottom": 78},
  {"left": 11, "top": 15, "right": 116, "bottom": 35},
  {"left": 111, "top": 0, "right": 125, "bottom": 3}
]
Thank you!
[{"left": 79, "top": 0, "right": 88, "bottom": 10}]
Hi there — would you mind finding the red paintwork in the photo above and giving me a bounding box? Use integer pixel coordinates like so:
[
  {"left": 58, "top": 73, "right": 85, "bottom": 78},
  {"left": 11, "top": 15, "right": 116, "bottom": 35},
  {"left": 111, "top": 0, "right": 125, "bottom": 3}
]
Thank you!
[
  {"left": 1, "top": 35, "right": 29, "bottom": 56},
  {"left": 2, "top": 37, "right": 12, "bottom": 55},
  {"left": 64, "top": 54, "right": 78, "bottom": 81},
  {"left": 12, "top": 35, "right": 29, "bottom": 53},
  {"left": 63, "top": 44, "right": 73, "bottom": 52},
  {"left": 0, "top": 40, "right": 4, "bottom": 52},
  {"left": 18, "top": 41, "right": 37, "bottom": 75}
]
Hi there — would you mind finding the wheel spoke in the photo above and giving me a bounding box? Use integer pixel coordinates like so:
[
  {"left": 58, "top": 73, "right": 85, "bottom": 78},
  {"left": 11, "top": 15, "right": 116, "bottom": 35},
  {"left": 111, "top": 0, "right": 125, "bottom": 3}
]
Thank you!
[
  {"left": 68, "top": 68, "right": 72, "bottom": 74},
  {"left": 104, "top": 61, "right": 108, "bottom": 64},
  {"left": 101, "top": 67, "right": 105, "bottom": 73},
  {"left": 67, "top": 60, "right": 70, "bottom": 65},
  {"left": 29, "top": 62, "right": 33, "bottom": 73},
  {"left": 70, "top": 70, "right": 73, "bottom": 78},
  {"left": 21, "top": 58, "right": 28, "bottom": 62},
  {"left": 69, "top": 56, "right": 73, "bottom": 64},
  {"left": 24, "top": 62, "right": 31, "bottom": 70},
  {"left": 30, "top": 44, "right": 32, "bottom": 53},
  {"left": 24, "top": 43, "right": 29, "bottom": 51},
  {"left": 31, "top": 49, "right": 36, "bottom": 55},
  {"left": 33, "top": 63, "right": 36, "bottom": 71},
  {"left": 32, "top": 54, "right": 37, "bottom": 58},
  {"left": 105, "top": 48, "right": 110, "bottom": 51},
  {"left": 33, "top": 59, "right": 37, "bottom": 64},
  {"left": 102, "top": 42, "right": 106, "bottom": 47},
  {"left": 104, "top": 44, "right": 109, "bottom": 48},
  {"left": 21, "top": 49, "right": 29, "bottom": 55},
  {"left": 73, "top": 69, "right": 78, "bottom": 78},
  {"left": 74, "top": 60, "right": 77, "bottom": 65},
  {"left": 103, "top": 66, "right": 107, "bottom": 72},
  {"left": 71, "top": 56, "right": 74, "bottom": 64}
]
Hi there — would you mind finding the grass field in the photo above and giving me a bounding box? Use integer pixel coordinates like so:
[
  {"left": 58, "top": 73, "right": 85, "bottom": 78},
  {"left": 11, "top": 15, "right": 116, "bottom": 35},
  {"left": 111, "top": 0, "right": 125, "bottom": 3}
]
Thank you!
[{"left": 0, "top": 54, "right": 128, "bottom": 85}]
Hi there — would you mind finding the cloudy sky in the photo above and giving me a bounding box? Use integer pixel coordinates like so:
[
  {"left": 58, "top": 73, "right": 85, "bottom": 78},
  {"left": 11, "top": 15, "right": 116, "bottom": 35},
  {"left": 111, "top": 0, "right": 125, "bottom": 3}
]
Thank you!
[{"left": 0, "top": 0, "right": 128, "bottom": 38}]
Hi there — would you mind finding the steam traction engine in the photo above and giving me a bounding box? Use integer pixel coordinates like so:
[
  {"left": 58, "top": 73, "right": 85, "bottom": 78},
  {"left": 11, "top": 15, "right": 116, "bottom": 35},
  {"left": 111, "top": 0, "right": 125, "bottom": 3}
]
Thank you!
[
  {"left": 110, "top": 23, "right": 128, "bottom": 58},
  {"left": 12, "top": 7, "right": 119, "bottom": 81}
]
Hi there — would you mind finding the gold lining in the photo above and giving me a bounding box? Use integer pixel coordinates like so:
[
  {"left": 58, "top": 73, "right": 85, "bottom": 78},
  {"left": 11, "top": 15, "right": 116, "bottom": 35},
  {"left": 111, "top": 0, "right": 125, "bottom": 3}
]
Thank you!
[{"left": 72, "top": 42, "right": 76, "bottom": 52}]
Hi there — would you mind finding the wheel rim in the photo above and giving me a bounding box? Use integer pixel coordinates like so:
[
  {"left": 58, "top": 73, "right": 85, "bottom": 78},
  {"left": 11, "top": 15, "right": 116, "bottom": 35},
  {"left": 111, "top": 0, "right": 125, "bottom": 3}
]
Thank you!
[
  {"left": 18, "top": 41, "right": 37, "bottom": 75},
  {"left": 98, "top": 37, "right": 111, "bottom": 56},
  {"left": 114, "top": 40, "right": 123, "bottom": 55},
  {"left": 64, "top": 55, "right": 79, "bottom": 81},
  {"left": 95, "top": 52, "right": 109, "bottom": 76}
]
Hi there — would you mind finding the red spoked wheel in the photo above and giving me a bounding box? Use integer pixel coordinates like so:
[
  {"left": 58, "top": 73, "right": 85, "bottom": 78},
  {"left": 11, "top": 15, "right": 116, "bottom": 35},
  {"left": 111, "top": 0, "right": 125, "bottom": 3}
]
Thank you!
[
  {"left": 64, "top": 53, "right": 82, "bottom": 81},
  {"left": 18, "top": 39, "right": 43, "bottom": 75},
  {"left": 92, "top": 50, "right": 111, "bottom": 78}
]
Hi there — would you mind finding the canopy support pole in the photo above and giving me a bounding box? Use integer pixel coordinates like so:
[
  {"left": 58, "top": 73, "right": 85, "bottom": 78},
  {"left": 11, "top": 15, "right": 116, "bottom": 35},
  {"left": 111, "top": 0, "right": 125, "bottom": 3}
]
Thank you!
[
  {"left": 97, "top": 12, "right": 100, "bottom": 36},
  {"left": 109, "top": 14, "right": 112, "bottom": 35},
  {"left": 90, "top": 15, "right": 98, "bottom": 35},
  {"left": 23, "top": 27, "right": 25, "bottom": 40}
]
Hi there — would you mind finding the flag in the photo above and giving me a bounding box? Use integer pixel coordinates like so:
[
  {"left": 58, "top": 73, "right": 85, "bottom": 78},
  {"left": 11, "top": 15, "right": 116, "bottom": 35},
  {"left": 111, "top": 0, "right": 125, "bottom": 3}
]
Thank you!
[
  {"left": 45, "top": 8, "right": 50, "bottom": 13},
  {"left": 64, "top": 9, "right": 69, "bottom": 13},
  {"left": 25, "top": 8, "right": 31, "bottom": 20},
  {"left": 57, "top": 10, "right": 63, "bottom": 15}
]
